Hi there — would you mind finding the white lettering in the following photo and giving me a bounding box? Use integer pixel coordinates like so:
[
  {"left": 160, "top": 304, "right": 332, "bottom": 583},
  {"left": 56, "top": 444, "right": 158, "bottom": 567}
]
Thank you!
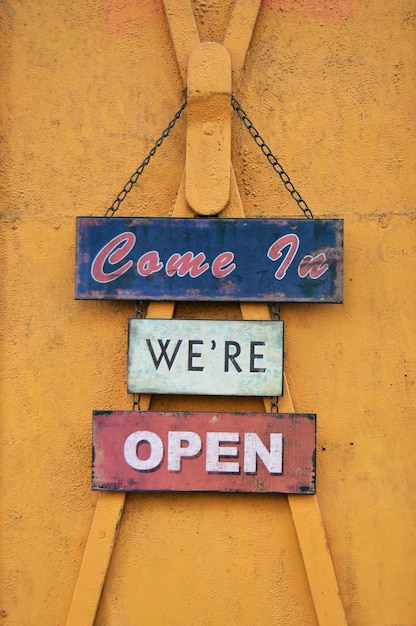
[
  {"left": 124, "top": 430, "right": 163, "bottom": 471},
  {"left": 168, "top": 431, "right": 202, "bottom": 471},
  {"left": 123, "top": 430, "right": 283, "bottom": 476},
  {"left": 244, "top": 433, "right": 282, "bottom": 474},
  {"left": 206, "top": 432, "right": 240, "bottom": 473}
]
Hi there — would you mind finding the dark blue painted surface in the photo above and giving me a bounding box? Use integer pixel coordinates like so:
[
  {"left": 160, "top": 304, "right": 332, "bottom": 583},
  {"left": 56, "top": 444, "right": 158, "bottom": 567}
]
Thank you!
[{"left": 75, "top": 217, "right": 343, "bottom": 302}]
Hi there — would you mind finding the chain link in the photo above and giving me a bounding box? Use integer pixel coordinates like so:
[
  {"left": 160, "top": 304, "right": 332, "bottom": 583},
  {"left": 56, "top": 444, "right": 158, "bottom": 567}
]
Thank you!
[
  {"left": 270, "top": 396, "right": 279, "bottom": 413},
  {"left": 135, "top": 301, "right": 145, "bottom": 318},
  {"left": 270, "top": 302, "right": 282, "bottom": 412},
  {"left": 231, "top": 95, "right": 314, "bottom": 219},
  {"left": 132, "top": 393, "right": 141, "bottom": 411},
  {"left": 271, "top": 304, "right": 281, "bottom": 320},
  {"left": 105, "top": 101, "right": 187, "bottom": 217},
  {"left": 271, "top": 303, "right": 281, "bottom": 412}
]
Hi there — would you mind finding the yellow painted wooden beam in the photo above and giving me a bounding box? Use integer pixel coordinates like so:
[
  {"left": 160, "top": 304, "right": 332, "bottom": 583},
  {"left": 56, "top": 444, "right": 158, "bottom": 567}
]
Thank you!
[
  {"left": 186, "top": 42, "right": 231, "bottom": 215},
  {"left": 221, "top": 164, "right": 245, "bottom": 217},
  {"left": 162, "top": 0, "right": 200, "bottom": 85},
  {"left": 282, "top": 377, "right": 348, "bottom": 626},
  {"left": 223, "top": 0, "right": 262, "bottom": 89},
  {"left": 65, "top": 491, "right": 125, "bottom": 626},
  {"left": 236, "top": 169, "right": 347, "bottom": 626},
  {"left": 65, "top": 177, "right": 185, "bottom": 625},
  {"left": 66, "top": 308, "right": 177, "bottom": 626}
]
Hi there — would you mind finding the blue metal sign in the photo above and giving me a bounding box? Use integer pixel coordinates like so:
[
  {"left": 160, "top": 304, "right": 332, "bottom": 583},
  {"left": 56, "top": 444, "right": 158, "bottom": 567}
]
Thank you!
[{"left": 75, "top": 217, "right": 343, "bottom": 302}]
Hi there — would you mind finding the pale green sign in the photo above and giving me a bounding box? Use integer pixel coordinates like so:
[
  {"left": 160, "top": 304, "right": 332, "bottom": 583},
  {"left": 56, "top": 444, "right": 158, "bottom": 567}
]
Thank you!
[{"left": 128, "top": 319, "right": 283, "bottom": 396}]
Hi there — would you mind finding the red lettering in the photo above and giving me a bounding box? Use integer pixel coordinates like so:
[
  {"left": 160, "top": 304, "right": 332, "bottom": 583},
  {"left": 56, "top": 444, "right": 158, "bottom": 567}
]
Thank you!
[
  {"left": 267, "top": 234, "right": 299, "bottom": 279},
  {"left": 211, "top": 252, "right": 236, "bottom": 278},
  {"left": 137, "top": 251, "right": 163, "bottom": 276},
  {"left": 91, "top": 232, "right": 135, "bottom": 283},
  {"left": 165, "top": 252, "right": 209, "bottom": 278},
  {"left": 298, "top": 253, "right": 329, "bottom": 279}
]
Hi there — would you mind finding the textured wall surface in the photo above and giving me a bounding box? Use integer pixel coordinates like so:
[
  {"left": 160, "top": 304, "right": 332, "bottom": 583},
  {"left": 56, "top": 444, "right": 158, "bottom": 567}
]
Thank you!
[{"left": 1, "top": 1, "right": 415, "bottom": 624}]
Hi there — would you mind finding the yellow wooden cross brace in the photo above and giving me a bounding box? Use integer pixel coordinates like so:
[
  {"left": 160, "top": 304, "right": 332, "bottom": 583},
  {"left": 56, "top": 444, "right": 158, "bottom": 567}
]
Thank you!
[{"left": 66, "top": 3, "right": 347, "bottom": 624}]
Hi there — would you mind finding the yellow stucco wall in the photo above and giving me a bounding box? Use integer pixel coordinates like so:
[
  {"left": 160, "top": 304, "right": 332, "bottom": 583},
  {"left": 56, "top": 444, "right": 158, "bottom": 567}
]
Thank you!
[{"left": 1, "top": 1, "right": 415, "bottom": 624}]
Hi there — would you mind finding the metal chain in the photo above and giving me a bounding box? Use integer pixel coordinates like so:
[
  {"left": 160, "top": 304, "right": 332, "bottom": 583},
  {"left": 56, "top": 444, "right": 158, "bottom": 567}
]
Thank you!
[
  {"left": 105, "top": 100, "right": 187, "bottom": 217},
  {"left": 132, "top": 393, "right": 141, "bottom": 411},
  {"left": 132, "top": 303, "right": 144, "bottom": 408},
  {"left": 135, "top": 301, "right": 144, "bottom": 318},
  {"left": 270, "top": 396, "right": 279, "bottom": 413},
  {"left": 271, "top": 304, "right": 281, "bottom": 320},
  {"left": 270, "top": 303, "right": 281, "bottom": 413},
  {"left": 231, "top": 95, "right": 314, "bottom": 219}
]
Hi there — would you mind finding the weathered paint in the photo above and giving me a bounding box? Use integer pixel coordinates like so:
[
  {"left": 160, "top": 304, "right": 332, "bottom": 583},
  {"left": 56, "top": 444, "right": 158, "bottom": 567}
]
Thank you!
[
  {"left": 92, "top": 411, "right": 316, "bottom": 494},
  {"left": 76, "top": 216, "right": 343, "bottom": 301},
  {"left": 127, "top": 318, "right": 283, "bottom": 396},
  {"left": 1, "top": 1, "right": 416, "bottom": 625}
]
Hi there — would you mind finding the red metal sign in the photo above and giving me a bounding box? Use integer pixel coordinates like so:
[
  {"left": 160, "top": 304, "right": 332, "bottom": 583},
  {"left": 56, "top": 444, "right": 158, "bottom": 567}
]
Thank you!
[{"left": 92, "top": 411, "right": 316, "bottom": 494}]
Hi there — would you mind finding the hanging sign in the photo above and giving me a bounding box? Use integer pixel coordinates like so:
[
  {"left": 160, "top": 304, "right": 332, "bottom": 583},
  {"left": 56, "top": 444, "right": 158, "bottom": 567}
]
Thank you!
[
  {"left": 92, "top": 410, "right": 316, "bottom": 494},
  {"left": 75, "top": 217, "right": 343, "bottom": 302},
  {"left": 127, "top": 318, "right": 283, "bottom": 396}
]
